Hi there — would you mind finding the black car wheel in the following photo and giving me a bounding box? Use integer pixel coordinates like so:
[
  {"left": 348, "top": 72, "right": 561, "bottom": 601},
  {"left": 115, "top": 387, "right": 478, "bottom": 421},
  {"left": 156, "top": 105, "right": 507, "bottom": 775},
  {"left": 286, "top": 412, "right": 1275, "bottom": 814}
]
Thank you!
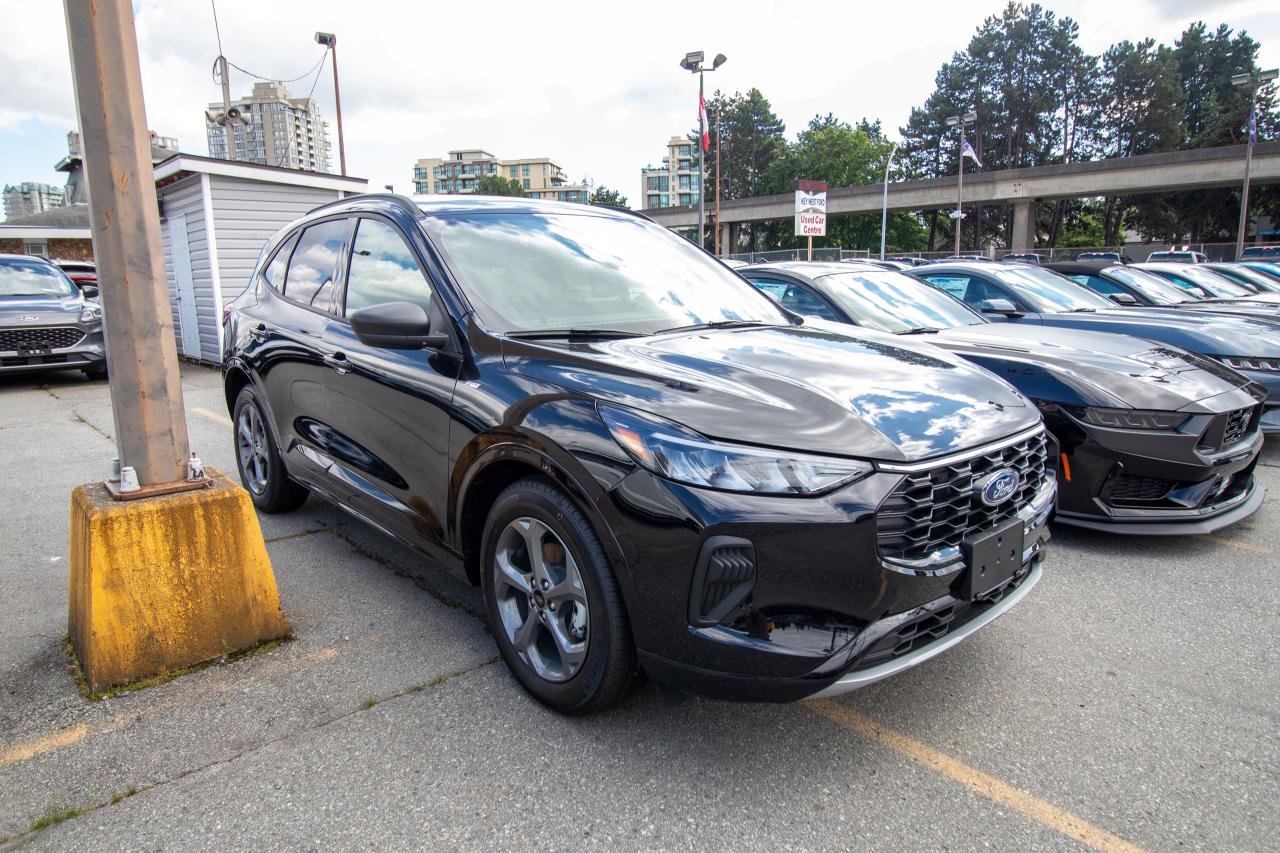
[
  {"left": 232, "top": 387, "right": 308, "bottom": 513},
  {"left": 481, "top": 477, "right": 640, "bottom": 714},
  {"left": 83, "top": 364, "right": 108, "bottom": 381}
]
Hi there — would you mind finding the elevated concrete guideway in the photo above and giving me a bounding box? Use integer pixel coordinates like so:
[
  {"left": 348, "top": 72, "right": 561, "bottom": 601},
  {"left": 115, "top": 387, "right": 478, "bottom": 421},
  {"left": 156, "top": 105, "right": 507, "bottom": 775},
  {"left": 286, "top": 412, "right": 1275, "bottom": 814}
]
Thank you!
[{"left": 643, "top": 141, "right": 1280, "bottom": 251}]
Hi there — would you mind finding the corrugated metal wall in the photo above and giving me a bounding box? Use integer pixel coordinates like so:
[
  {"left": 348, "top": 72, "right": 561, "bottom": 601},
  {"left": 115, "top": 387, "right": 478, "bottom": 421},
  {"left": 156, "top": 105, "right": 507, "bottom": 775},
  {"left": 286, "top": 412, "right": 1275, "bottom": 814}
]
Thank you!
[{"left": 158, "top": 175, "right": 208, "bottom": 360}]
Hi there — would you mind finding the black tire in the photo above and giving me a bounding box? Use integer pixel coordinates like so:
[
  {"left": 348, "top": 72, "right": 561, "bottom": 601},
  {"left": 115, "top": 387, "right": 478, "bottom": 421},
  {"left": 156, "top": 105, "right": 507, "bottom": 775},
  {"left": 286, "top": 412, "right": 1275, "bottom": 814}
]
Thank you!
[
  {"left": 83, "top": 364, "right": 108, "bottom": 381},
  {"left": 481, "top": 476, "right": 640, "bottom": 715},
  {"left": 231, "top": 386, "right": 309, "bottom": 513}
]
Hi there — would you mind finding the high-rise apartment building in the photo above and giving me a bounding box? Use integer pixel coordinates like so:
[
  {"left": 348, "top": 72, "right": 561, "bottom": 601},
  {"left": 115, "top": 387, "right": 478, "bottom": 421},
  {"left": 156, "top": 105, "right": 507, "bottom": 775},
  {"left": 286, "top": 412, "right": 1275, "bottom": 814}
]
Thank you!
[
  {"left": 206, "top": 82, "right": 331, "bottom": 173},
  {"left": 412, "top": 149, "right": 591, "bottom": 203},
  {"left": 640, "top": 136, "right": 701, "bottom": 209},
  {"left": 3, "top": 182, "right": 65, "bottom": 221}
]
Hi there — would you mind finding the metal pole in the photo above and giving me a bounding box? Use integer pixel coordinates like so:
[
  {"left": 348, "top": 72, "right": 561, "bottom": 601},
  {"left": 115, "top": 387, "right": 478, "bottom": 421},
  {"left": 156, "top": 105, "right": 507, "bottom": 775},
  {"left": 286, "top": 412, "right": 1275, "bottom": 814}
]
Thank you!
[
  {"left": 955, "top": 131, "right": 965, "bottom": 256},
  {"left": 881, "top": 141, "right": 899, "bottom": 260},
  {"left": 64, "top": 0, "right": 191, "bottom": 487},
  {"left": 697, "top": 69, "right": 705, "bottom": 249},
  {"left": 328, "top": 39, "right": 346, "bottom": 176},
  {"left": 1235, "top": 86, "right": 1257, "bottom": 260},
  {"left": 218, "top": 55, "right": 236, "bottom": 162},
  {"left": 714, "top": 108, "right": 721, "bottom": 256}
]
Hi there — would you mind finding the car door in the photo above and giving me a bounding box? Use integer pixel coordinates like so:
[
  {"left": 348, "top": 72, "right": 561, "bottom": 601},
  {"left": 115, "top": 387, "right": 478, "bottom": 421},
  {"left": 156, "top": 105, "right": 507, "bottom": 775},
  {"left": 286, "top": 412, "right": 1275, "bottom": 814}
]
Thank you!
[
  {"left": 242, "top": 219, "right": 348, "bottom": 492},
  {"left": 319, "top": 214, "right": 460, "bottom": 559}
]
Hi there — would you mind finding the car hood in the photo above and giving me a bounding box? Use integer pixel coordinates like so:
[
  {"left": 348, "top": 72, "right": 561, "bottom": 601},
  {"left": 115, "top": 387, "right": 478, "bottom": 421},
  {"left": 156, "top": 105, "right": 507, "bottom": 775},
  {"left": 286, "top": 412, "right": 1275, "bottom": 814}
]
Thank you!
[
  {"left": 504, "top": 324, "right": 1036, "bottom": 463},
  {"left": 1038, "top": 307, "right": 1280, "bottom": 358},
  {"left": 929, "top": 324, "right": 1250, "bottom": 409},
  {"left": 0, "top": 295, "right": 84, "bottom": 325}
]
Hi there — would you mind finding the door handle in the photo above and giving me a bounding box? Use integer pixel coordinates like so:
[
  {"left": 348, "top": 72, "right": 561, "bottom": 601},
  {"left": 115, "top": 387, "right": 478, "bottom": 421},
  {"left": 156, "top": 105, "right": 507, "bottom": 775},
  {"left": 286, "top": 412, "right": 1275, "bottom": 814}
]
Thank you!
[{"left": 323, "top": 352, "right": 352, "bottom": 374}]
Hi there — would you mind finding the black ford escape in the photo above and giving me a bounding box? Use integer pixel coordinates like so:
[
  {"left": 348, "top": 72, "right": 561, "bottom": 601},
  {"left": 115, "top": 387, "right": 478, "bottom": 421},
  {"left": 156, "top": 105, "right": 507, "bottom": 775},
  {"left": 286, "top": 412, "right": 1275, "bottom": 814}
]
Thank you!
[{"left": 223, "top": 195, "right": 1056, "bottom": 714}]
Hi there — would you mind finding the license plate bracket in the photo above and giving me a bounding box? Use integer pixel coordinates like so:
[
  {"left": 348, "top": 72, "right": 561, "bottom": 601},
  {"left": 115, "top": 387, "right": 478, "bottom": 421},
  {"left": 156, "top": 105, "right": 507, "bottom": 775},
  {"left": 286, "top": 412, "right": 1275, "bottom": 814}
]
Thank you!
[{"left": 962, "top": 517, "right": 1025, "bottom": 599}]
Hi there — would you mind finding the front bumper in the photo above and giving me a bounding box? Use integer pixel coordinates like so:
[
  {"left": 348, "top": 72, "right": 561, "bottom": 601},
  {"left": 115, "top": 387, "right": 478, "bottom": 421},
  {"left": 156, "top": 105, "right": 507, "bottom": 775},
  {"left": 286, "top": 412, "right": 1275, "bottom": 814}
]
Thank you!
[
  {"left": 0, "top": 323, "right": 105, "bottom": 374},
  {"left": 607, "top": 445, "right": 1055, "bottom": 703}
]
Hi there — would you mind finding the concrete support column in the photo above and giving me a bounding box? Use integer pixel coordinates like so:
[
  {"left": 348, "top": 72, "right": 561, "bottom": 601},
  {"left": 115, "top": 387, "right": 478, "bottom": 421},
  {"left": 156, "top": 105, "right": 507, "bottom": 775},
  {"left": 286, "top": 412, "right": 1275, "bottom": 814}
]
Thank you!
[
  {"left": 718, "top": 222, "right": 730, "bottom": 257},
  {"left": 1011, "top": 200, "right": 1037, "bottom": 252}
]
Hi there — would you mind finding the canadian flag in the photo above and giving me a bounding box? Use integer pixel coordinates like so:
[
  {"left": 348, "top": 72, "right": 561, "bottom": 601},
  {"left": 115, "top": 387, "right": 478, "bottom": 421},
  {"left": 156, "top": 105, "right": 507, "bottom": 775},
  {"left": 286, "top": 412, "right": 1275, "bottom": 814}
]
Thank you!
[{"left": 699, "top": 92, "right": 710, "bottom": 152}]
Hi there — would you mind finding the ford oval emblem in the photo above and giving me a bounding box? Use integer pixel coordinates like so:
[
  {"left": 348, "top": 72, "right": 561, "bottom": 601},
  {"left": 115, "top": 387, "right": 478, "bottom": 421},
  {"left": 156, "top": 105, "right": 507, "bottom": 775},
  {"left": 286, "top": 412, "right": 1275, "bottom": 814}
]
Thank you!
[
  {"left": 18, "top": 315, "right": 39, "bottom": 322},
  {"left": 977, "top": 468, "right": 1020, "bottom": 506}
]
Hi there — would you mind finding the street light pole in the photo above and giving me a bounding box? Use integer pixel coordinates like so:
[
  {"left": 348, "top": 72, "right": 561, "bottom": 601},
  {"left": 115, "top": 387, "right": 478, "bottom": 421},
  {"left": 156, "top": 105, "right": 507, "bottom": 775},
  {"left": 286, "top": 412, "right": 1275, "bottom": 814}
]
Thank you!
[
  {"left": 1232, "top": 68, "right": 1277, "bottom": 259},
  {"left": 680, "top": 50, "right": 725, "bottom": 250},
  {"left": 880, "top": 140, "right": 900, "bottom": 260},
  {"left": 316, "top": 32, "right": 345, "bottom": 176},
  {"left": 946, "top": 111, "right": 977, "bottom": 256}
]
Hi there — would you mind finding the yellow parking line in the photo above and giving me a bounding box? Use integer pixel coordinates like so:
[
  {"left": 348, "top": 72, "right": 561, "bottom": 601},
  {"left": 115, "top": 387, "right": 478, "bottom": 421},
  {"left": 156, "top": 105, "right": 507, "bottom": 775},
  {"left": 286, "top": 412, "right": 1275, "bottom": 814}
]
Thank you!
[
  {"left": 193, "top": 407, "right": 232, "bottom": 428},
  {"left": 804, "top": 700, "right": 1148, "bottom": 853},
  {"left": 1195, "top": 534, "right": 1272, "bottom": 555},
  {"left": 0, "top": 724, "right": 89, "bottom": 769}
]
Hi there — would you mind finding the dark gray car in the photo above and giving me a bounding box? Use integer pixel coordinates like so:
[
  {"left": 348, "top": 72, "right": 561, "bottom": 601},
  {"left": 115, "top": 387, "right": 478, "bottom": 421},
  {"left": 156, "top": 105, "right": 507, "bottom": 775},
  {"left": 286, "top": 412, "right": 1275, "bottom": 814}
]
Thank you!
[{"left": 0, "top": 254, "right": 106, "bottom": 379}]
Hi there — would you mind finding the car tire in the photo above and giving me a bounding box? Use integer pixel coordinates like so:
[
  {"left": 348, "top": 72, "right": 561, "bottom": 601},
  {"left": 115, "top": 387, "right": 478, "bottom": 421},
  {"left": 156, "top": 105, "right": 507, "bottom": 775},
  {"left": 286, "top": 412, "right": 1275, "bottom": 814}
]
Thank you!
[
  {"left": 481, "top": 476, "right": 640, "bottom": 715},
  {"left": 83, "top": 364, "right": 108, "bottom": 381},
  {"left": 232, "top": 386, "right": 308, "bottom": 513}
]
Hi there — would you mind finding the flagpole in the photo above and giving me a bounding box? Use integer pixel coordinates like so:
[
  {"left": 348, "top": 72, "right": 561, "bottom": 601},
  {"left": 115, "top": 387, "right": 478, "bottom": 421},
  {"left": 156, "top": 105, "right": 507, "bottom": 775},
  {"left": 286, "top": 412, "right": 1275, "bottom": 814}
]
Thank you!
[
  {"left": 1235, "top": 91, "right": 1258, "bottom": 260},
  {"left": 715, "top": 107, "right": 721, "bottom": 256},
  {"left": 698, "top": 68, "right": 705, "bottom": 250},
  {"left": 955, "top": 135, "right": 964, "bottom": 256}
]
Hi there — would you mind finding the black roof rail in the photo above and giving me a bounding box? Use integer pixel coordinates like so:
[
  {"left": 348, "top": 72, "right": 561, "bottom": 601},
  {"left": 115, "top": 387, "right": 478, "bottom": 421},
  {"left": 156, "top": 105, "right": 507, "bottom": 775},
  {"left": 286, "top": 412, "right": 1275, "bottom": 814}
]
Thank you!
[{"left": 305, "top": 192, "right": 423, "bottom": 218}]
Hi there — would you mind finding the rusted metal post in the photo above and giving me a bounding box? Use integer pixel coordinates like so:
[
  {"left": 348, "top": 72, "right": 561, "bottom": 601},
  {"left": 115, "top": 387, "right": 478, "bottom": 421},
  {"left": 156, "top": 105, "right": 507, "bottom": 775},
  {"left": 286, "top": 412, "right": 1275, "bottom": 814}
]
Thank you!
[{"left": 64, "top": 0, "right": 191, "bottom": 487}]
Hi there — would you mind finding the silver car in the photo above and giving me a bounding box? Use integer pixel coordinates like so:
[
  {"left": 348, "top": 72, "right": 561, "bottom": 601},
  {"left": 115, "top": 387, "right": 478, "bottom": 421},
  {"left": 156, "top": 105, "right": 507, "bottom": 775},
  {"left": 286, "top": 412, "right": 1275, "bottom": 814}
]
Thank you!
[{"left": 0, "top": 254, "right": 106, "bottom": 379}]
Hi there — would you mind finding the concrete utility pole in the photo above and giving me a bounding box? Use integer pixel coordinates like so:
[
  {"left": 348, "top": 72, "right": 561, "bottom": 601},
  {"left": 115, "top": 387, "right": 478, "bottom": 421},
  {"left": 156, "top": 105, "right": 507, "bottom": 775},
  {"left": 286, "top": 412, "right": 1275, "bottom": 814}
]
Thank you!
[
  {"left": 217, "top": 54, "right": 236, "bottom": 161},
  {"left": 65, "top": 0, "right": 191, "bottom": 487}
]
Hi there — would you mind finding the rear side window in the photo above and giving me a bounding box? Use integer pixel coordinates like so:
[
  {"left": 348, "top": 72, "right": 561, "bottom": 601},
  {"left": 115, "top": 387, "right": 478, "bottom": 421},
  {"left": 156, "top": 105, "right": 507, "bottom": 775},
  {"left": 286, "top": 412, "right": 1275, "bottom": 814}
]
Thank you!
[
  {"left": 284, "top": 219, "right": 349, "bottom": 311},
  {"left": 344, "top": 218, "right": 433, "bottom": 316},
  {"left": 1070, "top": 274, "right": 1125, "bottom": 296},
  {"left": 747, "top": 278, "right": 838, "bottom": 320},
  {"left": 261, "top": 234, "right": 297, "bottom": 290}
]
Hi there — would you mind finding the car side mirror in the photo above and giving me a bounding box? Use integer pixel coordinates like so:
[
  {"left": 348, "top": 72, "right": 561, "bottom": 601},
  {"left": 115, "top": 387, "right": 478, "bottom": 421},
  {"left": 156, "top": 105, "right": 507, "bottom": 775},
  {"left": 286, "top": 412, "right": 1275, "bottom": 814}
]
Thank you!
[
  {"left": 1107, "top": 292, "right": 1138, "bottom": 305},
  {"left": 349, "top": 301, "right": 448, "bottom": 350},
  {"left": 979, "top": 298, "right": 1022, "bottom": 316},
  {"left": 80, "top": 285, "right": 99, "bottom": 300}
]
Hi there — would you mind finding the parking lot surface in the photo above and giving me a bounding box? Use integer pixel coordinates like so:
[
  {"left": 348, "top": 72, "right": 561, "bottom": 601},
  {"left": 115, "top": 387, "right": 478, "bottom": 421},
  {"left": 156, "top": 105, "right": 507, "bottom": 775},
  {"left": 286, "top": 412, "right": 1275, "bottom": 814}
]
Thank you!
[{"left": 2, "top": 365, "right": 1277, "bottom": 850}]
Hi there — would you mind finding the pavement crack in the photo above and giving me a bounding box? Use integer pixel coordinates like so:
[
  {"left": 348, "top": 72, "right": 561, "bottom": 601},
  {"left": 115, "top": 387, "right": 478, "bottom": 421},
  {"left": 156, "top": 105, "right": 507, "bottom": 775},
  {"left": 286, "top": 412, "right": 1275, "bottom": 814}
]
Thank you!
[
  {"left": 264, "top": 524, "right": 335, "bottom": 544},
  {"left": 326, "top": 528, "right": 486, "bottom": 621}
]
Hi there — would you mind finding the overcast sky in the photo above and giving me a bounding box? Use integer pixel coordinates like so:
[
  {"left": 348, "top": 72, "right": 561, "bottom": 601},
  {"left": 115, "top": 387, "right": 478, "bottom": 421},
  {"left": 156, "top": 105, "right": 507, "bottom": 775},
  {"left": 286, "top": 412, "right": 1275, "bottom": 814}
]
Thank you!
[{"left": 2, "top": 0, "right": 1276, "bottom": 217}]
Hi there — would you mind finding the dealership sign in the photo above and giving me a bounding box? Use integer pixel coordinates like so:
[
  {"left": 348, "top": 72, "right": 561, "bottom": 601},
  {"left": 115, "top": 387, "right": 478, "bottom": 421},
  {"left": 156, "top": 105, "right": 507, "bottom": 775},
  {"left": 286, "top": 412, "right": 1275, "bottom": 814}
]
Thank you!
[{"left": 794, "top": 180, "right": 827, "bottom": 237}]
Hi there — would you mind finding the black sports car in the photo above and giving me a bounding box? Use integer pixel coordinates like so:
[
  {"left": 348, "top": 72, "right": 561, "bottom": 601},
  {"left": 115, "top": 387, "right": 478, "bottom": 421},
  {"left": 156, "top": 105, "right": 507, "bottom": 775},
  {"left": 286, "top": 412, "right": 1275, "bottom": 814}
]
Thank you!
[
  {"left": 223, "top": 195, "right": 1055, "bottom": 713},
  {"left": 742, "top": 262, "right": 1266, "bottom": 534},
  {"left": 911, "top": 262, "right": 1280, "bottom": 434}
]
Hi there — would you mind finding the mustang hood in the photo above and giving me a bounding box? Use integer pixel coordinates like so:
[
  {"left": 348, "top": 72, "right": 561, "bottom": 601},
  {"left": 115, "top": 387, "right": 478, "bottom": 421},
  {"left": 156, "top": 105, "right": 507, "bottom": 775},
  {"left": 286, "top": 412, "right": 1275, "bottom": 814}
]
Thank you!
[
  {"left": 505, "top": 324, "right": 1036, "bottom": 463},
  {"left": 931, "top": 324, "right": 1251, "bottom": 410},
  {"left": 1038, "top": 307, "right": 1280, "bottom": 358}
]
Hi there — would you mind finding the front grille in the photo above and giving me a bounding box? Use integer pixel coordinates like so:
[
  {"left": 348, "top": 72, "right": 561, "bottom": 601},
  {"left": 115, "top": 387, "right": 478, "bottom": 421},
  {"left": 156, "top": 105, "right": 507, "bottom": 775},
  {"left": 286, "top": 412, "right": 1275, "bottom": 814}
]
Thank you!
[
  {"left": 876, "top": 431, "right": 1048, "bottom": 563},
  {"left": 1109, "top": 473, "right": 1173, "bottom": 503},
  {"left": 1222, "top": 406, "right": 1254, "bottom": 448},
  {"left": 0, "top": 327, "right": 84, "bottom": 351}
]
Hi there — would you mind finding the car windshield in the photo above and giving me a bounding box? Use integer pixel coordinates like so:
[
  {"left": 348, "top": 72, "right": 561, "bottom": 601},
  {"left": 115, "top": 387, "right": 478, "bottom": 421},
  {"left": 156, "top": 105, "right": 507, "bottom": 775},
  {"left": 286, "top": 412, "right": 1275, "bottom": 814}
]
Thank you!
[
  {"left": 1155, "top": 266, "right": 1252, "bottom": 298},
  {"left": 1104, "top": 266, "right": 1199, "bottom": 304},
  {"left": 987, "top": 266, "right": 1114, "bottom": 312},
  {"left": 0, "top": 258, "right": 77, "bottom": 298},
  {"left": 817, "top": 268, "right": 985, "bottom": 332},
  {"left": 1210, "top": 265, "right": 1280, "bottom": 293},
  {"left": 419, "top": 211, "right": 788, "bottom": 335}
]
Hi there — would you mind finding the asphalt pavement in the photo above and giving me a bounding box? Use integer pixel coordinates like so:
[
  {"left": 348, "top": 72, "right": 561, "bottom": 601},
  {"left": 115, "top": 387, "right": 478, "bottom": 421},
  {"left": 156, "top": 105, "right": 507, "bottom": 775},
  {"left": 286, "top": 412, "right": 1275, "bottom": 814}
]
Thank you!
[{"left": 1, "top": 365, "right": 1277, "bottom": 850}]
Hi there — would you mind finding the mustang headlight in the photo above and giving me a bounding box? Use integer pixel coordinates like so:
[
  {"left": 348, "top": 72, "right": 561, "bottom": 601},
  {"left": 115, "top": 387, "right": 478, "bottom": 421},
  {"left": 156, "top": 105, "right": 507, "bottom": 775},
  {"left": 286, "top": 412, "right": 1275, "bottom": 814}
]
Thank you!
[
  {"left": 600, "top": 405, "right": 872, "bottom": 495},
  {"left": 1219, "top": 356, "right": 1280, "bottom": 373},
  {"left": 79, "top": 302, "right": 102, "bottom": 324},
  {"left": 1065, "top": 405, "right": 1187, "bottom": 431}
]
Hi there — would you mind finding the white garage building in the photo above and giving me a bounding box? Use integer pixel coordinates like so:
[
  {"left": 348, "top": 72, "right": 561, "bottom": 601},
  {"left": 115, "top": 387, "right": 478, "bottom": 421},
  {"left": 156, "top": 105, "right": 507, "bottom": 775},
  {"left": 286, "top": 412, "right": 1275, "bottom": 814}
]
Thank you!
[{"left": 154, "top": 155, "right": 368, "bottom": 363}]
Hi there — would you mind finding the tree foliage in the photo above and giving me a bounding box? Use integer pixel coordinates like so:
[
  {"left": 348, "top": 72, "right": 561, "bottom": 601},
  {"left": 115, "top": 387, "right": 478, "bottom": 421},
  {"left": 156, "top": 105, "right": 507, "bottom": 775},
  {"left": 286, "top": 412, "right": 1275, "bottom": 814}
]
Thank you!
[
  {"left": 589, "top": 186, "right": 628, "bottom": 208},
  {"left": 475, "top": 175, "right": 525, "bottom": 197}
]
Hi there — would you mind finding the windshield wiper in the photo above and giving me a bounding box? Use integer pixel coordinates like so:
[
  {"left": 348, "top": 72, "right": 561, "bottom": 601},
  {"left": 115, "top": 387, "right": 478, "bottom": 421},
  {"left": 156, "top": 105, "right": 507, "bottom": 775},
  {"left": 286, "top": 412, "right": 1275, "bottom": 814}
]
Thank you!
[
  {"left": 895, "top": 327, "right": 941, "bottom": 335},
  {"left": 505, "top": 328, "right": 644, "bottom": 340},
  {"left": 655, "top": 320, "right": 772, "bottom": 335}
]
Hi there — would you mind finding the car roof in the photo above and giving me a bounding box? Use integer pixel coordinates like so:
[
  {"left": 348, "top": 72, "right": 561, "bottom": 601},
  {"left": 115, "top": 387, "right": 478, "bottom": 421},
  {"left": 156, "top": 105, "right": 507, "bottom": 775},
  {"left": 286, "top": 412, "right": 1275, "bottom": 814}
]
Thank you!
[
  {"left": 0, "top": 253, "right": 57, "bottom": 265},
  {"left": 905, "top": 261, "right": 1032, "bottom": 274},
  {"left": 1042, "top": 260, "right": 1115, "bottom": 273},
  {"left": 305, "top": 192, "right": 644, "bottom": 224},
  {"left": 742, "top": 261, "right": 881, "bottom": 280}
]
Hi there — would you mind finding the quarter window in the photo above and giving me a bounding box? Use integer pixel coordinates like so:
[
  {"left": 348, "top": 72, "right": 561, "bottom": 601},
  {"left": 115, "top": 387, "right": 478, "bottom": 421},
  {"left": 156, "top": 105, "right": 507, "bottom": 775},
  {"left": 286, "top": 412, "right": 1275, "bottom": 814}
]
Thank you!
[
  {"left": 284, "top": 219, "right": 348, "bottom": 310},
  {"left": 344, "top": 219, "right": 433, "bottom": 316},
  {"left": 262, "top": 234, "right": 297, "bottom": 290}
]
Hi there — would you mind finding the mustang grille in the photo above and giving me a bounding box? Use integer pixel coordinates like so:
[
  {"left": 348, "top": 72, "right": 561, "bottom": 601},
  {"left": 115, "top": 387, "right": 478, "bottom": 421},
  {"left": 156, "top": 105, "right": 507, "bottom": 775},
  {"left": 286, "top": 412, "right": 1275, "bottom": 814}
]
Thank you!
[
  {"left": 1109, "top": 473, "right": 1173, "bottom": 503},
  {"left": 876, "top": 431, "right": 1048, "bottom": 563},
  {"left": 1221, "top": 406, "right": 1254, "bottom": 448},
  {"left": 0, "top": 327, "right": 84, "bottom": 351}
]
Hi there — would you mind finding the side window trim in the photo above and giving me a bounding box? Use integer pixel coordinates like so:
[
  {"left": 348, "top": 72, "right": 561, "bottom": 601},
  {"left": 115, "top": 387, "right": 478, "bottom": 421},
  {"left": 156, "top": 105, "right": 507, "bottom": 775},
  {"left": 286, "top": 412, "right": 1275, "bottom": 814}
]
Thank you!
[{"left": 275, "top": 215, "right": 353, "bottom": 318}]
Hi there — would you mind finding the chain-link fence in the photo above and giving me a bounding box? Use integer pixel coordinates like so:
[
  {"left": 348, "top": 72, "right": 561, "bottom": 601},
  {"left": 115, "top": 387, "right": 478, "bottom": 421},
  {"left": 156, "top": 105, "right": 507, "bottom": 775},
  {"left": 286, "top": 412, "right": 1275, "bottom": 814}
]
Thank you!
[
  {"left": 726, "top": 248, "right": 870, "bottom": 264},
  {"left": 906, "top": 243, "right": 1244, "bottom": 263}
]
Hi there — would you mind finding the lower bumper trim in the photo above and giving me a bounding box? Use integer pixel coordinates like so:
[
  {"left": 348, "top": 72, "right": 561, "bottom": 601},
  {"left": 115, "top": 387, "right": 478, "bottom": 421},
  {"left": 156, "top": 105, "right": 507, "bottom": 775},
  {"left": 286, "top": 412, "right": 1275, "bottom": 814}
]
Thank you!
[
  {"left": 808, "top": 561, "right": 1044, "bottom": 699},
  {"left": 1055, "top": 484, "right": 1265, "bottom": 535}
]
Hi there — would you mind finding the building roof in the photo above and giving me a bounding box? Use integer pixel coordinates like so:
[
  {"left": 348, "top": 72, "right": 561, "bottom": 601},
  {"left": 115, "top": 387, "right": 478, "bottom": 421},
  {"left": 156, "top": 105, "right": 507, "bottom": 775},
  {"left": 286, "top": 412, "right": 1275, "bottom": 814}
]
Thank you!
[
  {"left": 3, "top": 204, "right": 90, "bottom": 228},
  {"left": 153, "top": 153, "right": 367, "bottom": 193}
]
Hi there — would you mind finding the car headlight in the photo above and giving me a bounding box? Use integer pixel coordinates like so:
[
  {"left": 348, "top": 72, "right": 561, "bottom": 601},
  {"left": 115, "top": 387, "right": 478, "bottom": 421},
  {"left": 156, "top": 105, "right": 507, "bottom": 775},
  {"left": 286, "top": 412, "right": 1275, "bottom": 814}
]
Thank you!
[
  {"left": 79, "top": 302, "right": 102, "bottom": 323},
  {"left": 600, "top": 405, "right": 873, "bottom": 495},
  {"left": 1064, "top": 405, "right": 1187, "bottom": 430},
  {"left": 1219, "top": 356, "right": 1280, "bottom": 372}
]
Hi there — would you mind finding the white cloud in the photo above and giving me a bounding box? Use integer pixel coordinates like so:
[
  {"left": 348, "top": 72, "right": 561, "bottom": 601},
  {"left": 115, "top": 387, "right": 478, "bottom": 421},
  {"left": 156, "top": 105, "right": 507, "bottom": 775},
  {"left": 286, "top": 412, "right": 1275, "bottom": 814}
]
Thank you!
[{"left": 2, "top": 0, "right": 1276, "bottom": 204}]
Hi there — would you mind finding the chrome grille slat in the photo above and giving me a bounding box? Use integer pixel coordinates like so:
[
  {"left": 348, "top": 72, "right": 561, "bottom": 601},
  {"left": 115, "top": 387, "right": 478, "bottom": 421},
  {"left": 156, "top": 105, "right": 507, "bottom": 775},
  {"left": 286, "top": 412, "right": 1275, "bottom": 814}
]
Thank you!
[{"left": 876, "top": 431, "right": 1049, "bottom": 562}]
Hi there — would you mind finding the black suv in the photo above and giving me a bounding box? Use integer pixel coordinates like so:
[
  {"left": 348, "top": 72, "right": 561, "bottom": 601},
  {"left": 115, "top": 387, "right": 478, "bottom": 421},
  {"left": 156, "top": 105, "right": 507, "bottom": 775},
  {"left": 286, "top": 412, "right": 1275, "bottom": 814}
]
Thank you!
[{"left": 223, "top": 195, "right": 1055, "bottom": 713}]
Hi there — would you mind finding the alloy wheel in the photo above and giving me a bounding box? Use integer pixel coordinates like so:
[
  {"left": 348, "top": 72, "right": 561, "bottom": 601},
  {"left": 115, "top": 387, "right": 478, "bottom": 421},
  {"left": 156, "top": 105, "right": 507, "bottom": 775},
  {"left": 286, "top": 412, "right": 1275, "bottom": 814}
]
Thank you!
[
  {"left": 236, "top": 401, "right": 270, "bottom": 495},
  {"left": 492, "top": 516, "right": 590, "bottom": 682}
]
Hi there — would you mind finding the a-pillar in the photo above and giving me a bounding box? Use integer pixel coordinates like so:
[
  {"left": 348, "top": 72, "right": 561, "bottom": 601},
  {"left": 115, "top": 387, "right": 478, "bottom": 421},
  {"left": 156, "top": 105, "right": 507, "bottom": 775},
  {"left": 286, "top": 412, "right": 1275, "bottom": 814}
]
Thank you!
[{"left": 1011, "top": 199, "right": 1037, "bottom": 253}]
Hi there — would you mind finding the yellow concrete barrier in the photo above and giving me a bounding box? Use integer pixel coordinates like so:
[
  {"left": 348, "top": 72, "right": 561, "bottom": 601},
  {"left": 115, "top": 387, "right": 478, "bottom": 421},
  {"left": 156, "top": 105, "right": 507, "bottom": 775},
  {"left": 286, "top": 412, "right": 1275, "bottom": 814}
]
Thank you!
[{"left": 68, "top": 468, "right": 289, "bottom": 692}]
